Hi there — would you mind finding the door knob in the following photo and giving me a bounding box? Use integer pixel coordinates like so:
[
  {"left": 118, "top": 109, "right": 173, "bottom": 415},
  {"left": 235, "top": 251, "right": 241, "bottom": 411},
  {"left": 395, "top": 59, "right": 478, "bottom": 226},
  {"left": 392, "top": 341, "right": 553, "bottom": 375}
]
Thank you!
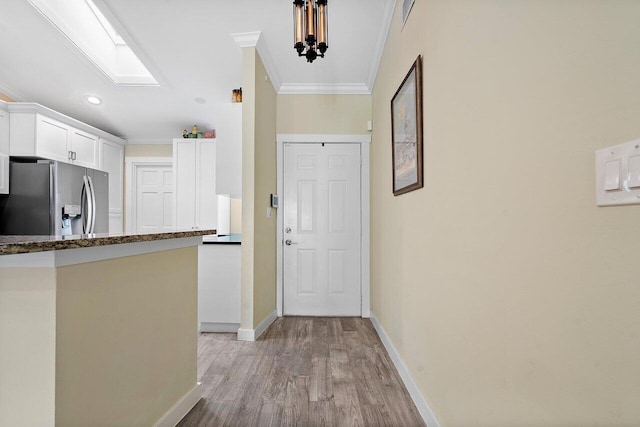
[{"left": 285, "top": 239, "right": 298, "bottom": 246}]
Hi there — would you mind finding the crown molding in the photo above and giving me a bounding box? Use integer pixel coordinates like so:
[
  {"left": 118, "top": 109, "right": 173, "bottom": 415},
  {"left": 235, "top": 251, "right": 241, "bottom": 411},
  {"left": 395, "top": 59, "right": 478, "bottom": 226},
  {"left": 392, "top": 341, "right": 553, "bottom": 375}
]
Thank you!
[
  {"left": 231, "top": 31, "right": 261, "bottom": 48},
  {"left": 278, "top": 83, "right": 371, "bottom": 95},
  {"left": 231, "top": 31, "right": 282, "bottom": 93},
  {"left": 366, "top": 0, "right": 397, "bottom": 92}
]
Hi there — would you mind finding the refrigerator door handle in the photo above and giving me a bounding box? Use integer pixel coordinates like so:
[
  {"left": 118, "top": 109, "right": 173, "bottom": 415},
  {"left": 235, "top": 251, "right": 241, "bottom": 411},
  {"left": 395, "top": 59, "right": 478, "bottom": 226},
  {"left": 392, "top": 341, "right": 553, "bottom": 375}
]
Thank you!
[
  {"left": 82, "top": 175, "right": 93, "bottom": 234},
  {"left": 87, "top": 175, "right": 97, "bottom": 234}
]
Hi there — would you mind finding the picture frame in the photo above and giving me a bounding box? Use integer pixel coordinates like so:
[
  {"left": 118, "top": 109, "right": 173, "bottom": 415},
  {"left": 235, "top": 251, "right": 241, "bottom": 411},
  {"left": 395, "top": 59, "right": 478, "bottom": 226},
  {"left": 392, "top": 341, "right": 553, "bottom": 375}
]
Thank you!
[{"left": 391, "top": 55, "right": 423, "bottom": 196}]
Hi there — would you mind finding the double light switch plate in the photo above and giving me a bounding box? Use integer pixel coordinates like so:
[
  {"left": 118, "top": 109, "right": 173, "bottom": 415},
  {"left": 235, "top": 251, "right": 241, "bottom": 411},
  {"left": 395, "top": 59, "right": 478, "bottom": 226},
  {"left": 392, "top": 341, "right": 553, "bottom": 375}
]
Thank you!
[{"left": 596, "top": 138, "right": 640, "bottom": 206}]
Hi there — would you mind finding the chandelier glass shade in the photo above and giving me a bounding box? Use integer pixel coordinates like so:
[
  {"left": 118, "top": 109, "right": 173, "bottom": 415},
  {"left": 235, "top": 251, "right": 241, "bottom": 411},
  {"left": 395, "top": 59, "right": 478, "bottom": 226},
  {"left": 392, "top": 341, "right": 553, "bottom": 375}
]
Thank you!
[{"left": 293, "top": 0, "right": 328, "bottom": 63}]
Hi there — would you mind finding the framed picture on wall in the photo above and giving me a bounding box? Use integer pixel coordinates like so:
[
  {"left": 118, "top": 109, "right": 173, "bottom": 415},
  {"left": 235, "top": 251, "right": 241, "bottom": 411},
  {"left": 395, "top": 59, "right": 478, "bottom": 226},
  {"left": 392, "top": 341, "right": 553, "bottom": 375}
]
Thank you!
[{"left": 391, "top": 55, "right": 423, "bottom": 196}]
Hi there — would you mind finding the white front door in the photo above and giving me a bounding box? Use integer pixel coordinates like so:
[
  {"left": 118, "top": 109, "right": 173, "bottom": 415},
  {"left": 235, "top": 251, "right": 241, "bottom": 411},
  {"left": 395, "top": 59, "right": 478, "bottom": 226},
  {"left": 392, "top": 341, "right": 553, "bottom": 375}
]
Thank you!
[
  {"left": 135, "top": 165, "right": 174, "bottom": 233},
  {"left": 283, "top": 143, "right": 361, "bottom": 316}
]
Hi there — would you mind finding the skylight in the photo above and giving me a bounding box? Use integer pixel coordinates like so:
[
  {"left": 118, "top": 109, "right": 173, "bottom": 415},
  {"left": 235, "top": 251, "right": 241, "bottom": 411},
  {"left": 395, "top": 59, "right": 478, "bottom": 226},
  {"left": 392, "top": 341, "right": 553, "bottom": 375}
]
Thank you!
[{"left": 28, "top": 0, "right": 158, "bottom": 86}]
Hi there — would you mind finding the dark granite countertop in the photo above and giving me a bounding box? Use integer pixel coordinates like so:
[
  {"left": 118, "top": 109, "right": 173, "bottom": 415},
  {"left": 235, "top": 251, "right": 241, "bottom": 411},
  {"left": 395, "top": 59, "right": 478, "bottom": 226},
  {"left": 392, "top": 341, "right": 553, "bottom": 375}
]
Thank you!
[
  {"left": 202, "top": 234, "right": 242, "bottom": 244},
  {"left": 0, "top": 229, "right": 216, "bottom": 256}
]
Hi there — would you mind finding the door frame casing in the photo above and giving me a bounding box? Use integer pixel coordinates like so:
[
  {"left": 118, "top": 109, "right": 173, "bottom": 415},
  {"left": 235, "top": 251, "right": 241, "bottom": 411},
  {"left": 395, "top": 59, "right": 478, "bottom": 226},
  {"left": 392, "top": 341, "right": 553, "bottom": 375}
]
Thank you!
[
  {"left": 276, "top": 134, "right": 371, "bottom": 318},
  {"left": 124, "top": 157, "right": 173, "bottom": 233}
]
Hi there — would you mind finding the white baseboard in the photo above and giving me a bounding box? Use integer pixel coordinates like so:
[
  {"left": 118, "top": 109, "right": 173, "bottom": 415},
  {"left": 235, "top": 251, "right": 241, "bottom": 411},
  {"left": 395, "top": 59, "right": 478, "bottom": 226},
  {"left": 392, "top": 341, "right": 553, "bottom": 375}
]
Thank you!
[
  {"left": 237, "top": 310, "right": 278, "bottom": 342},
  {"left": 199, "top": 322, "right": 240, "bottom": 333},
  {"left": 370, "top": 312, "right": 440, "bottom": 427},
  {"left": 152, "top": 383, "right": 202, "bottom": 427}
]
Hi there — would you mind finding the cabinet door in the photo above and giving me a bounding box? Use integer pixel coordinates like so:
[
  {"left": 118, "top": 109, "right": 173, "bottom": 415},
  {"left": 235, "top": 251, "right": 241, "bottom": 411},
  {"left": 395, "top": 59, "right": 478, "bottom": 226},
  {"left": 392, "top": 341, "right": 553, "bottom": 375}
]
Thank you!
[
  {"left": 0, "top": 107, "right": 8, "bottom": 193},
  {"left": 100, "top": 139, "right": 124, "bottom": 233},
  {"left": 36, "top": 115, "right": 70, "bottom": 162},
  {"left": 0, "top": 154, "right": 8, "bottom": 194},
  {"left": 0, "top": 106, "right": 9, "bottom": 155},
  {"left": 109, "top": 212, "right": 123, "bottom": 233},
  {"left": 198, "top": 244, "right": 241, "bottom": 327},
  {"left": 174, "top": 139, "right": 197, "bottom": 229},
  {"left": 197, "top": 139, "right": 217, "bottom": 230},
  {"left": 70, "top": 129, "right": 98, "bottom": 168},
  {"left": 100, "top": 139, "right": 124, "bottom": 212}
]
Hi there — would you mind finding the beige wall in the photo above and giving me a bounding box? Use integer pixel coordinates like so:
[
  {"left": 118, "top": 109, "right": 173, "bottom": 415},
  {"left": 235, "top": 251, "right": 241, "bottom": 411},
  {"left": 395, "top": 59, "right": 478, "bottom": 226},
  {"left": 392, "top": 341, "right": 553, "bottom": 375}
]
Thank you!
[
  {"left": 0, "top": 268, "right": 56, "bottom": 427},
  {"left": 55, "top": 248, "right": 198, "bottom": 426},
  {"left": 277, "top": 94, "right": 371, "bottom": 134},
  {"left": 124, "top": 143, "right": 172, "bottom": 158},
  {"left": 0, "top": 92, "right": 14, "bottom": 102},
  {"left": 252, "top": 53, "right": 277, "bottom": 328},
  {"left": 231, "top": 198, "right": 242, "bottom": 234},
  {"left": 240, "top": 47, "right": 278, "bottom": 331},
  {"left": 371, "top": 1, "right": 640, "bottom": 426}
]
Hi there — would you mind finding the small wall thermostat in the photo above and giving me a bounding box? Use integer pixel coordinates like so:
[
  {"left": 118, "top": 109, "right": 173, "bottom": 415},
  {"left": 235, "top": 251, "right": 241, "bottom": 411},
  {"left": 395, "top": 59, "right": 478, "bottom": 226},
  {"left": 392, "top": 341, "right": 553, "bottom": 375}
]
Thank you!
[{"left": 270, "top": 194, "right": 279, "bottom": 208}]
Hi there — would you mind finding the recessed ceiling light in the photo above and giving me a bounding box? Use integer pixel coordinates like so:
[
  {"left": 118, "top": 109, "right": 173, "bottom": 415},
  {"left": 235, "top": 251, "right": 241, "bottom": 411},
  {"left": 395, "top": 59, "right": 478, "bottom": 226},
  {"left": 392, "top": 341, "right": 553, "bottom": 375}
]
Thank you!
[{"left": 86, "top": 96, "right": 102, "bottom": 105}]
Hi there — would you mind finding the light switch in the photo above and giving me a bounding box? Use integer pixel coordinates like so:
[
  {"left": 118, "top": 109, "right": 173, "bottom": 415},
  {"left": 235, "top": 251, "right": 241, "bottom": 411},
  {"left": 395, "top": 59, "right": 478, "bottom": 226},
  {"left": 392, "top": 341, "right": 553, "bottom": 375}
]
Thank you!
[
  {"left": 604, "top": 159, "right": 621, "bottom": 191},
  {"left": 628, "top": 155, "right": 640, "bottom": 188},
  {"left": 596, "top": 139, "right": 640, "bottom": 206}
]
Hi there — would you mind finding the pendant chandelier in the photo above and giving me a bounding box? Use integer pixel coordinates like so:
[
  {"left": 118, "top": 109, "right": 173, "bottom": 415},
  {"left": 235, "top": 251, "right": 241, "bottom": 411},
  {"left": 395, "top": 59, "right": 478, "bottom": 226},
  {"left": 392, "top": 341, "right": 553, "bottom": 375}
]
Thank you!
[{"left": 293, "top": 0, "right": 328, "bottom": 63}]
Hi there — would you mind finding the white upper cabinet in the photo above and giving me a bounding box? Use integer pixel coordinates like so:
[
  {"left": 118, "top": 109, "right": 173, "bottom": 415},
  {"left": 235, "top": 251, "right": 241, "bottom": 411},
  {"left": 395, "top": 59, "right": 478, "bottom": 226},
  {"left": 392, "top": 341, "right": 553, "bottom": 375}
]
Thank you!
[
  {"left": 35, "top": 115, "right": 70, "bottom": 162},
  {"left": 173, "top": 138, "right": 217, "bottom": 231},
  {"left": 215, "top": 103, "right": 242, "bottom": 197},
  {"left": 0, "top": 101, "right": 9, "bottom": 194},
  {"left": 7, "top": 103, "right": 116, "bottom": 170},
  {"left": 70, "top": 128, "right": 99, "bottom": 168},
  {"left": 99, "top": 137, "right": 125, "bottom": 233}
]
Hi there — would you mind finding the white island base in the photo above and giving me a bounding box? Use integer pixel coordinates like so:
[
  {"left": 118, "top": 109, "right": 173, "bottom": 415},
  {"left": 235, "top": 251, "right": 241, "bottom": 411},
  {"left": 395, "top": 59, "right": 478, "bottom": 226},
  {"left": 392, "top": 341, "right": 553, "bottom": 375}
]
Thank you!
[{"left": 0, "top": 234, "right": 206, "bottom": 427}]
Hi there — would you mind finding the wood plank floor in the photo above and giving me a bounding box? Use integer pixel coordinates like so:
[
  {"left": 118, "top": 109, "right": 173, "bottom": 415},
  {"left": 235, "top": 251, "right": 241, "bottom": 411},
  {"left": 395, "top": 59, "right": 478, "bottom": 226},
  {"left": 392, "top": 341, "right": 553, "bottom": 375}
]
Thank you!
[{"left": 177, "top": 317, "right": 426, "bottom": 427}]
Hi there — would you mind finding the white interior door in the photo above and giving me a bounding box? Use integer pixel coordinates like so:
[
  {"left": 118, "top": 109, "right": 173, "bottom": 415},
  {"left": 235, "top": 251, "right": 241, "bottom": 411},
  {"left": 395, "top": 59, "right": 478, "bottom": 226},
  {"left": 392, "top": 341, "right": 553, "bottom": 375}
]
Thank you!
[
  {"left": 283, "top": 143, "right": 361, "bottom": 316},
  {"left": 135, "top": 165, "right": 174, "bottom": 233}
]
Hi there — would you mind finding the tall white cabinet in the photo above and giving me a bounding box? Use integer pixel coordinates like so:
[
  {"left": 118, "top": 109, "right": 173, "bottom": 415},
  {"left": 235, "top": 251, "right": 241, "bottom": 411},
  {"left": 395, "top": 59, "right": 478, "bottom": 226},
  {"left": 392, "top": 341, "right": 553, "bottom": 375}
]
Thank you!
[
  {"left": 173, "top": 138, "right": 217, "bottom": 230},
  {"left": 99, "top": 138, "right": 125, "bottom": 233},
  {"left": 0, "top": 101, "right": 9, "bottom": 194}
]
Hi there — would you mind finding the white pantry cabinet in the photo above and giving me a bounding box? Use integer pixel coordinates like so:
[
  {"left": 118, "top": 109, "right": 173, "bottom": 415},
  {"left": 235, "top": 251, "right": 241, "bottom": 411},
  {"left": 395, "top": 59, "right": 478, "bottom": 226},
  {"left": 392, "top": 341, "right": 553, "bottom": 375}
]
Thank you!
[
  {"left": 99, "top": 137, "right": 125, "bottom": 233},
  {"left": 173, "top": 138, "right": 217, "bottom": 230},
  {"left": 0, "top": 101, "right": 9, "bottom": 194},
  {"left": 215, "top": 103, "right": 242, "bottom": 196},
  {"left": 8, "top": 103, "right": 100, "bottom": 169}
]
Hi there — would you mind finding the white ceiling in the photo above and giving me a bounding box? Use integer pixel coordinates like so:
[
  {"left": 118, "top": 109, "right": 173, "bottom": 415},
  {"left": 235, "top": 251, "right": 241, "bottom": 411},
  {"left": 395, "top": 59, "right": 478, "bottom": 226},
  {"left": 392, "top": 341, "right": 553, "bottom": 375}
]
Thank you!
[{"left": 0, "top": 0, "right": 394, "bottom": 143}]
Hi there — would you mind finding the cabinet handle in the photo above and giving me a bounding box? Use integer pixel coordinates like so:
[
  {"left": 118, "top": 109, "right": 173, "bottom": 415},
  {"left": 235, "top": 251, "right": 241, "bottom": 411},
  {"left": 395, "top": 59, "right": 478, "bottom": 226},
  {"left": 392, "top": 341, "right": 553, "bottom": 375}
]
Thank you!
[
  {"left": 72, "top": 151, "right": 77, "bottom": 160},
  {"left": 68, "top": 150, "right": 73, "bottom": 160}
]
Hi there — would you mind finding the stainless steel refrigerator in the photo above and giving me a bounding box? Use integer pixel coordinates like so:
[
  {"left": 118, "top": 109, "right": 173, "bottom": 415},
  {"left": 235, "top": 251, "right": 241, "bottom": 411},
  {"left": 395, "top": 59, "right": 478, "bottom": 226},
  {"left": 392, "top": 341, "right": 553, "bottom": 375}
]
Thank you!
[{"left": 0, "top": 160, "right": 108, "bottom": 235}]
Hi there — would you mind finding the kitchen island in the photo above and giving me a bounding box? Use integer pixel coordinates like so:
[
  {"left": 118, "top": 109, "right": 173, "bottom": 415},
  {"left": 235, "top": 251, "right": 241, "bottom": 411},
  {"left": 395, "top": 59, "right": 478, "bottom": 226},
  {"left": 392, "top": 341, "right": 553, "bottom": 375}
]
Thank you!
[{"left": 0, "top": 230, "right": 214, "bottom": 427}]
